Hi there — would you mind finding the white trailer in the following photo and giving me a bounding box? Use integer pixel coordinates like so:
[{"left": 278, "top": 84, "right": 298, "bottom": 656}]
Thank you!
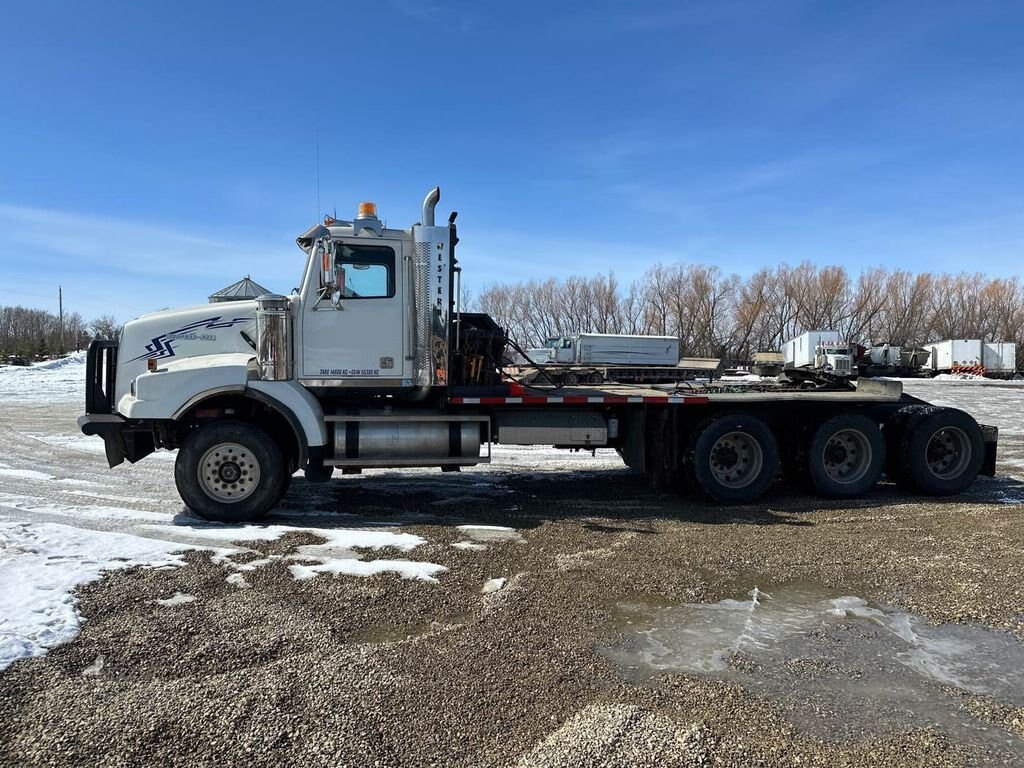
[
  {"left": 927, "top": 340, "right": 1017, "bottom": 377},
  {"left": 928, "top": 340, "right": 983, "bottom": 372},
  {"left": 982, "top": 342, "right": 1017, "bottom": 376}
]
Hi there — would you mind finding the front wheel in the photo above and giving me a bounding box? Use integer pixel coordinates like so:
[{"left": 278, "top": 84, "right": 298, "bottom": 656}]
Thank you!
[{"left": 175, "top": 420, "right": 287, "bottom": 523}]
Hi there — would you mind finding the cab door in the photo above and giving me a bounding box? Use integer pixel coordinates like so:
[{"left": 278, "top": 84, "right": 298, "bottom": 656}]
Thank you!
[{"left": 300, "top": 239, "right": 406, "bottom": 384}]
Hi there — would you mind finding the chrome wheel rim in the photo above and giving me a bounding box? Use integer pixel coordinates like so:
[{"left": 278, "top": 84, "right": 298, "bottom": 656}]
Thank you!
[
  {"left": 198, "top": 442, "right": 260, "bottom": 503},
  {"left": 709, "top": 431, "right": 763, "bottom": 489},
  {"left": 822, "top": 429, "right": 872, "bottom": 485},
  {"left": 925, "top": 427, "right": 971, "bottom": 479}
]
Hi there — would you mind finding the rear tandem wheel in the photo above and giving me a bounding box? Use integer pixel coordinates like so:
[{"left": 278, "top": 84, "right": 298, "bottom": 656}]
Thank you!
[
  {"left": 687, "top": 413, "right": 780, "bottom": 504},
  {"left": 895, "top": 406, "right": 984, "bottom": 495},
  {"left": 805, "top": 413, "right": 885, "bottom": 498}
]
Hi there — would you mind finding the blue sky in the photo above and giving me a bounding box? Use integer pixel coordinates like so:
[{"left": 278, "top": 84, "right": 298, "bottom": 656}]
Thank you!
[{"left": 1, "top": 0, "right": 1022, "bottom": 321}]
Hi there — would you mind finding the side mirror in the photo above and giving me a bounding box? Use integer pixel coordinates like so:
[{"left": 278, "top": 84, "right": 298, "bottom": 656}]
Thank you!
[{"left": 331, "top": 261, "right": 345, "bottom": 309}]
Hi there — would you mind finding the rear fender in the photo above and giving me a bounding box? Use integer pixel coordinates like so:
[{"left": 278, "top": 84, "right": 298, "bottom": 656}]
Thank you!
[{"left": 245, "top": 380, "right": 328, "bottom": 459}]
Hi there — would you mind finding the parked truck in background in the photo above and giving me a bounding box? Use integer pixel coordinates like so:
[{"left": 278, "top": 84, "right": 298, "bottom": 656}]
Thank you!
[
  {"left": 854, "top": 344, "right": 931, "bottom": 378},
  {"left": 751, "top": 351, "right": 785, "bottom": 377},
  {"left": 782, "top": 331, "right": 855, "bottom": 377},
  {"left": 79, "top": 188, "right": 998, "bottom": 523}
]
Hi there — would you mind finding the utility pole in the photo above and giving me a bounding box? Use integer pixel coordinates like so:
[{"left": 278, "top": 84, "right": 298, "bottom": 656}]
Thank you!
[{"left": 59, "top": 285, "right": 64, "bottom": 355}]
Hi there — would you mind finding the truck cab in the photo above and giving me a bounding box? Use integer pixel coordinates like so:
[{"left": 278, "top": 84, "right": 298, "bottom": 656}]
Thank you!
[{"left": 815, "top": 343, "right": 854, "bottom": 376}]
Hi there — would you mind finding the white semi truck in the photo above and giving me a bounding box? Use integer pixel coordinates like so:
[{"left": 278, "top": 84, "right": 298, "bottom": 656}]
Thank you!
[
  {"left": 782, "top": 330, "right": 855, "bottom": 378},
  {"left": 80, "top": 189, "right": 998, "bottom": 522}
]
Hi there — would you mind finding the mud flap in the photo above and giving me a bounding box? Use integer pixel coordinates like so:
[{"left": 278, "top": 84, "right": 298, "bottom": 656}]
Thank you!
[
  {"left": 981, "top": 424, "right": 998, "bottom": 477},
  {"left": 78, "top": 414, "right": 155, "bottom": 468}
]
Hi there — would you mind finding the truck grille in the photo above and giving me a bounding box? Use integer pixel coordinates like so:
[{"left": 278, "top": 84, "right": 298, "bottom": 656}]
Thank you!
[
  {"left": 835, "top": 358, "right": 851, "bottom": 372},
  {"left": 85, "top": 339, "right": 118, "bottom": 414}
]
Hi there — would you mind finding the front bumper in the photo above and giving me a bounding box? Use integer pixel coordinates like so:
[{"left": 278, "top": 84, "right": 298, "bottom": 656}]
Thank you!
[
  {"left": 78, "top": 413, "right": 155, "bottom": 468},
  {"left": 80, "top": 338, "right": 155, "bottom": 467}
]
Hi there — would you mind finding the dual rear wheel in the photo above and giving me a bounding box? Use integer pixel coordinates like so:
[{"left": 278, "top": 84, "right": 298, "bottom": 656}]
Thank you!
[
  {"left": 683, "top": 406, "right": 982, "bottom": 504},
  {"left": 888, "top": 405, "right": 984, "bottom": 496}
]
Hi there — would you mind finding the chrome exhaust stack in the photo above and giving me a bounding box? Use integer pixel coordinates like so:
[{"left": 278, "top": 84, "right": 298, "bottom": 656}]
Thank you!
[
  {"left": 411, "top": 186, "right": 451, "bottom": 388},
  {"left": 421, "top": 186, "right": 440, "bottom": 227}
]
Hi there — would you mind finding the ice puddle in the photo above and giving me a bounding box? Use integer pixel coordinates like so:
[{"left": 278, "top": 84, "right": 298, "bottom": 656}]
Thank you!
[{"left": 603, "top": 583, "right": 1024, "bottom": 758}]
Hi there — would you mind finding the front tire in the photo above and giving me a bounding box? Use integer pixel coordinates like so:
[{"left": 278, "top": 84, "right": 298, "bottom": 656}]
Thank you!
[
  {"left": 688, "top": 414, "right": 779, "bottom": 504},
  {"left": 175, "top": 421, "right": 287, "bottom": 523}
]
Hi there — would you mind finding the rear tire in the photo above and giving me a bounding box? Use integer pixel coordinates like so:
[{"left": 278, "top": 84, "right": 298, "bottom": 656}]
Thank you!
[
  {"left": 896, "top": 406, "right": 984, "bottom": 495},
  {"left": 175, "top": 420, "right": 287, "bottom": 523},
  {"left": 806, "top": 413, "right": 884, "bottom": 498},
  {"left": 688, "top": 414, "right": 779, "bottom": 504}
]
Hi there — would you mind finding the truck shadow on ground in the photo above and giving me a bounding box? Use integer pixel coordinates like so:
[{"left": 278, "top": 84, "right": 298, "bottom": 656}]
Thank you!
[{"left": 172, "top": 470, "right": 1024, "bottom": 534}]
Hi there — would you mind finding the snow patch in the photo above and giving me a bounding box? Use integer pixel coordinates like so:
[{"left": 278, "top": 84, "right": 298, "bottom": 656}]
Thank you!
[
  {"left": 452, "top": 541, "right": 487, "bottom": 551},
  {"left": 0, "top": 494, "right": 167, "bottom": 523},
  {"left": 226, "top": 572, "right": 249, "bottom": 588},
  {"left": 482, "top": 577, "right": 507, "bottom": 594},
  {"left": 0, "top": 353, "right": 88, "bottom": 405},
  {"left": 289, "top": 559, "right": 446, "bottom": 582},
  {"left": 153, "top": 592, "right": 196, "bottom": 607},
  {"left": 456, "top": 524, "right": 526, "bottom": 544},
  {"left": 0, "top": 468, "right": 54, "bottom": 481},
  {"left": 0, "top": 518, "right": 197, "bottom": 671}
]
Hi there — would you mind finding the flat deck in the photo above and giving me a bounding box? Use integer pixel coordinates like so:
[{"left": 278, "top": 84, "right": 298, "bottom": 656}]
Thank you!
[{"left": 449, "top": 378, "right": 904, "bottom": 406}]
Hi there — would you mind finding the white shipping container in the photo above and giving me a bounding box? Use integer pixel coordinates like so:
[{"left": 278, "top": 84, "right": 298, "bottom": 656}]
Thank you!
[
  {"left": 575, "top": 334, "right": 678, "bottom": 365},
  {"left": 982, "top": 342, "right": 1016, "bottom": 373},
  {"left": 782, "top": 330, "right": 842, "bottom": 369},
  {"left": 928, "top": 340, "right": 982, "bottom": 371}
]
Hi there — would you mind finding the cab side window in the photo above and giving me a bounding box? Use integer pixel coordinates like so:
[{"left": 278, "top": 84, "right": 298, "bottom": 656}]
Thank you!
[{"left": 329, "top": 244, "right": 396, "bottom": 299}]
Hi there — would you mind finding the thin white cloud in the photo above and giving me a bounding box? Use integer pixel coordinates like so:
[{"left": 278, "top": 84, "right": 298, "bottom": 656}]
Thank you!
[
  {"left": 0, "top": 202, "right": 304, "bottom": 322},
  {"left": 0, "top": 203, "right": 293, "bottom": 277}
]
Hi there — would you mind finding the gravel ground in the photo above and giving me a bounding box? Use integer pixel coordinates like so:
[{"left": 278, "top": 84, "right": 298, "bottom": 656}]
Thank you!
[{"left": 1, "top": 381, "right": 1023, "bottom": 767}]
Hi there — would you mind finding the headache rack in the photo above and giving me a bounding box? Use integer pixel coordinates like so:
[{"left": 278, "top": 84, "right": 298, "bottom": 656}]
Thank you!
[{"left": 85, "top": 339, "right": 119, "bottom": 414}]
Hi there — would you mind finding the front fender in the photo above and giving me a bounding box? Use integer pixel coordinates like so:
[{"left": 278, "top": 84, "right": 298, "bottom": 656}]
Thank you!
[
  {"left": 118, "top": 353, "right": 253, "bottom": 420},
  {"left": 118, "top": 354, "right": 328, "bottom": 468}
]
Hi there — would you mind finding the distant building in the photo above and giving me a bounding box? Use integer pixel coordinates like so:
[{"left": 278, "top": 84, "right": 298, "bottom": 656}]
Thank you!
[{"left": 208, "top": 276, "right": 272, "bottom": 303}]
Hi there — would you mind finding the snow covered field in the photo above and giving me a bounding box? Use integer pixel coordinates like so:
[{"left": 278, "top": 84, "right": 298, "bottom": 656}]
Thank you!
[{"left": 0, "top": 357, "right": 1020, "bottom": 671}]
